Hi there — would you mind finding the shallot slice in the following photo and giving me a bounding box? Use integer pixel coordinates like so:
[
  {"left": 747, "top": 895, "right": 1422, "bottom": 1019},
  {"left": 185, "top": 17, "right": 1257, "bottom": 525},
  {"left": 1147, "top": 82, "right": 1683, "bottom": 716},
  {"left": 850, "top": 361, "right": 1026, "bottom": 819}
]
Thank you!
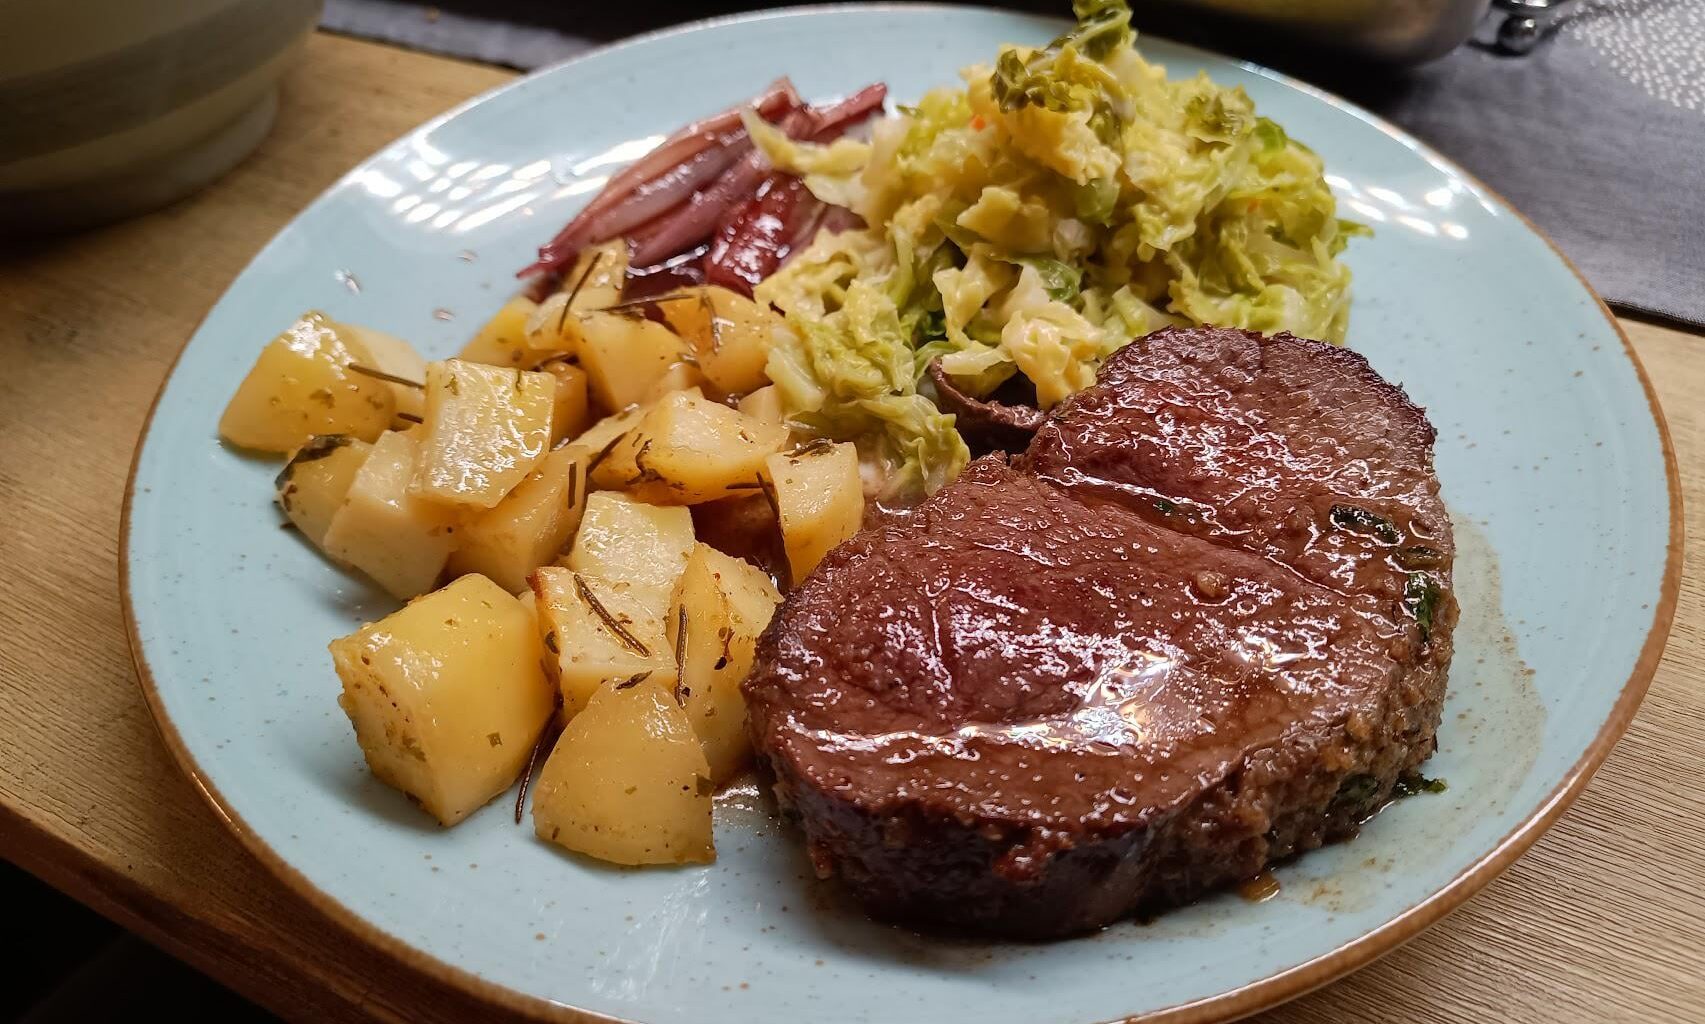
[
  {"left": 804, "top": 83, "right": 888, "bottom": 141},
  {"left": 628, "top": 107, "right": 817, "bottom": 267},
  {"left": 579, "top": 130, "right": 750, "bottom": 244},
  {"left": 702, "top": 85, "right": 888, "bottom": 292},
  {"left": 521, "top": 78, "right": 800, "bottom": 279},
  {"left": 704, "top": 175, "right": 817, "bottom": 295},
  {"left": 818, "top": 206, "right": 867, "bottom": 235}
]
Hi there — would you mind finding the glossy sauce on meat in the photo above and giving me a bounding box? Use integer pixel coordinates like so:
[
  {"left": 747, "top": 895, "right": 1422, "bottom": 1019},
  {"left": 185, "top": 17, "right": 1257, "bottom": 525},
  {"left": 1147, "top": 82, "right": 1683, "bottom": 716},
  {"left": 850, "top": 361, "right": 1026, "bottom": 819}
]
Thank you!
[{"left": 744, "top": 327, "right": 1456, "bottom": 936}]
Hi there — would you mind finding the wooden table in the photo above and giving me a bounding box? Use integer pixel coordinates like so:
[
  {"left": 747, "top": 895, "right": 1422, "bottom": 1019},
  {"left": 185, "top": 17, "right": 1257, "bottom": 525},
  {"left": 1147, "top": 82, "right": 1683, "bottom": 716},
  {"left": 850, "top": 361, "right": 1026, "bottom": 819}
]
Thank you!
[{"left": 2, "top": 32, "right": 1700, "bottom": 1024}]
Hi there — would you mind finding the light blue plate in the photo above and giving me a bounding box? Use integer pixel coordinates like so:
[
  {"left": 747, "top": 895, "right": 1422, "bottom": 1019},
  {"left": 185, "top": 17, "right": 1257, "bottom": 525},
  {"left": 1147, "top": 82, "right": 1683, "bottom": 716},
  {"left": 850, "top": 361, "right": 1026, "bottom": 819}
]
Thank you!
[{"left": 124, "top": 7, "right": 1681, "bottom": 1022}]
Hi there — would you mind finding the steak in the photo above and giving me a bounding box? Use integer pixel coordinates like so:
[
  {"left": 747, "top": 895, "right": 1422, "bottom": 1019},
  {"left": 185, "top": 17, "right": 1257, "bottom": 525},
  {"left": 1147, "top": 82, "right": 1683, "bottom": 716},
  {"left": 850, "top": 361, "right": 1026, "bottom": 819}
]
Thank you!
[{"left": 743, "top": 327, "right": 1457, "bottom": 937}]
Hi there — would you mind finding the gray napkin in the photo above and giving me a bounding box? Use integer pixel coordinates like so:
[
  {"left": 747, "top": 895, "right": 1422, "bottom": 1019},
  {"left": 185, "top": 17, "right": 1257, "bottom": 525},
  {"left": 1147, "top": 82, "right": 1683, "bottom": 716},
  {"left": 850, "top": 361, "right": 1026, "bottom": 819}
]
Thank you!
[
  {"left": 1319, "top": 0, "right": 1705, "bottom": 327},
  {"left": 321, "top": 0, "right": 1705, "bottom": 327}
]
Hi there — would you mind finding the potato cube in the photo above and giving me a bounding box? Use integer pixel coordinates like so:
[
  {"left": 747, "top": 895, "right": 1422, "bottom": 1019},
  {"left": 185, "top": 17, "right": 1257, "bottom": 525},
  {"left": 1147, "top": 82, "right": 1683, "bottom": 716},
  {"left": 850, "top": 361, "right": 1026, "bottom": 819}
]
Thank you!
[
  {"left": 539, "top": 359, "right": 592, "bottom": 444},
  {"left": 560, "top": 239, "right": 628, "bottom": 308},
  {"left": 276, "top": 435, "right": 373, "bottom": 549},
  {"left": 323, "top": 430, "right": 459, "bottom": 599},
  {"left": 414, "top": 359, "right": 555, "bottom": 509},
  {"left": 458, "top": 295, "right": 541, "bottom": 368},
  {"left": 736, "top": 384, "right": 785, "bottom": 426},
  {"left": 330, "top": 575, "right": 556, "bottom": 826},
  {"left": 219, "top": 311, "right": 395, "bottom": 452},
  {"left": 447, "top": 445, "right": 589, "bottom": 594},
  {"left": 563, "top": 402, "right": 646, "bottom": 462},
  {"left": 340, "top": 323, "right": 427, "bottom": 425},
  {"left": 657, "top": 286, "right": 785, "bottom": 395},
  {"left": 764, "top": 441, "right": 864, "bottom": 584},
  {"left": 577, "top": 312, "right": 689, "bottom": 411},
  {"left": 668, "top": 544, "right": 782, "bottom": 781},
  {"left": 532, "top": 679, "right": 712, "bottom": 865},
  {"left": 525, "top": 240, "right": 630, "bottom": 353},
  {"left": 530, "top": 566, "right": 674, "bottom": 718},
  {"left": 590, "top": 391, "right": 788, "bottom": 504},
  {"left": 643, "top": 360, "right": 712, "bottom": 404},
  {"left": 565, "top": 492, "right": 695, "bottom": 610}
]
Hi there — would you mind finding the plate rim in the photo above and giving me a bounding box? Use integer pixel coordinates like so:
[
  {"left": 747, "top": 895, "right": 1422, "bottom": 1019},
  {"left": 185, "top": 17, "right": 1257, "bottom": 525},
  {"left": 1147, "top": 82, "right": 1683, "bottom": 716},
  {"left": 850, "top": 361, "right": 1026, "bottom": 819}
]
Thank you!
[{"left": 119, "top": 6, "right": 1685, "bottom": 1023}]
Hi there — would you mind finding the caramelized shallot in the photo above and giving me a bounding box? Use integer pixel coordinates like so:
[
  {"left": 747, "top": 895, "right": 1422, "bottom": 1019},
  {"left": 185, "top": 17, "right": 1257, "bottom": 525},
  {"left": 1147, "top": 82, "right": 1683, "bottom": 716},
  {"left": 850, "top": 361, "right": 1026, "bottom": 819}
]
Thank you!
[{"left": 521, "top": 78, "right": 801, "bottom": 279}]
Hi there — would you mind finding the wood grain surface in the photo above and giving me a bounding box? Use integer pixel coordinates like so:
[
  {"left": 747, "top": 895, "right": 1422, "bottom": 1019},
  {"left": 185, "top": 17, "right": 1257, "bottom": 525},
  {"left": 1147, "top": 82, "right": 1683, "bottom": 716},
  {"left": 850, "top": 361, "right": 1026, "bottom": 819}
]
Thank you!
[{"left": 1, "top": 32, "right": 1699, "bottom": 1024}]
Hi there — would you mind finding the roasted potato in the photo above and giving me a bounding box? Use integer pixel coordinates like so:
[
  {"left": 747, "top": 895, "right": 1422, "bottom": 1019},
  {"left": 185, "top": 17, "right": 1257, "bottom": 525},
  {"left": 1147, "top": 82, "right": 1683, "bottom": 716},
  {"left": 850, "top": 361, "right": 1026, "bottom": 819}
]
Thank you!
[
  {"left": 330, "top": 574, "right": 556, "bottom": 826},
  {"left": 589, "top": 390, "right": 788, "bottom": 504},
  {"left": 531, "top": 678, "right": 712, "bottom": 865},
  {"left": 656, "top": 286, "right": 786, "bottom": 395},
  {"left": 276, "top": 435, "right": 372, "bottom": 550},
  {"left": 576, "top": 312, "right": 689, "bottom": 411},
  {"left": 322, "top": 430, "right": 459, "bottom": 599},
  {"left": 458, "top": 295, "right": 541, "bottom": 368},
  {"left": 447, "top": 445, "right": 590, "bottom": 594},
  {"left": 565, "top": 492, "right": 695, "bottom": 610},
  {"left": 530, "top": 566, "right": 674, "bottom": 718},
  {"left": 763, "top": 441, "right": 864, "bottom": 584},
  {"left": 414, "top": 359, "right": 555, "bottom": 509},
  {"left": 219, "top": 312, "right": 395, "bottom": 452},
  {"left": 668, "top": 544, "right": 782, "bottom": 781},
  {"left": 643, "top": 360, "right": 712, "bottom": 404},
  {"left": 341, "top": 323, "right": 428, "bottom": 425},
  {"left": 539, "top": 359, "right": 592, "bottom": 445},
  {"left": 525, "top": 240, "right": 629, "bottom": 353},
  {"left": 735, "top": 384, "right": 786, "bottom": 427},
  {"left": 563, "top": 402, "right": 646, "bottom": 462}
]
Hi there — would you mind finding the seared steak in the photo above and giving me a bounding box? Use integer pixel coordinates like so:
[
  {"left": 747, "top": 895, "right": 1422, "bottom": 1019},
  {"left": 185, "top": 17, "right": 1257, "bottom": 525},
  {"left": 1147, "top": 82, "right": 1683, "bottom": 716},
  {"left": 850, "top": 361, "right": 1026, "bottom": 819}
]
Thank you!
[{"left": 743, "top": 327, "right": 1456, "bottom": 937}]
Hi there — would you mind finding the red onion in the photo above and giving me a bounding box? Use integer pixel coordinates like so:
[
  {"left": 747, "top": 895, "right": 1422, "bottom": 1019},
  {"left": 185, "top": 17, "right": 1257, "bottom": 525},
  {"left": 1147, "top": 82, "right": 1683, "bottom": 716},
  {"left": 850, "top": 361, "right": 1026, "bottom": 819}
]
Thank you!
[
  {"left": 700, "top": 86, "right": 887, "bottom": 292},
  {"left": 579, "top": 130, "right": 750, "bottom": 243},
  {"left": 520, "top": 79, "right": 889, "bottom": 293},
  {"left": 704, "top": 175, "right": 817, "bottom": 295},
  {"left": 627, "top": 107, "right": 817, "bottom": 267},
  {"left": 818, "top": 206, "right": 867, "bottom": 235},
  {"left": 785, "top": 196, "right": 828, "bottom": 254},
  {"left": 804, "top": 83, "right": 888, "bottom": 141},
  {"left": 520, "top": 78, "right": 800, "bottom": 279},
  {"left": 626, "top": 246, "right": 711, "bottom": 300}
]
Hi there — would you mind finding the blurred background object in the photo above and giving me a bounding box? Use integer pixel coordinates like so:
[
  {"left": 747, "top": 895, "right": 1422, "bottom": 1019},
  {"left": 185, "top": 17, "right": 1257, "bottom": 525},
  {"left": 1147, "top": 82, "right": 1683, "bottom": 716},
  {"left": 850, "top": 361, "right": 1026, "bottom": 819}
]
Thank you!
[
  {"left": 1143, "top": 0, "right": 1491, "bottom": 64},
  {"left": 0, "top": 0, "right": 321, "bottom": 234}
]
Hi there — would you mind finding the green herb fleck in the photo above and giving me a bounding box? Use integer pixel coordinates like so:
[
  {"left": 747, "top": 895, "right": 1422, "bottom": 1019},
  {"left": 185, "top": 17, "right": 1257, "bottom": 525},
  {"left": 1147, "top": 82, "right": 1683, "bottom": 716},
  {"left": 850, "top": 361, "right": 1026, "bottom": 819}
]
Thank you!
[
  {"left": 1332, "top": 773, "right": 1380, "bottom": 810},
  {"left": 1392, "top": 774, "right": 1449, "bottom": 798},
  {"left": 1329, "top": 504, "right": 1401, "bottom": 545},
  {"left": 1405, "top": 573, "right": 1442, "bottom": 642},
  {"left": 275, "top": 435, "right": 351, "bottom": 491}
]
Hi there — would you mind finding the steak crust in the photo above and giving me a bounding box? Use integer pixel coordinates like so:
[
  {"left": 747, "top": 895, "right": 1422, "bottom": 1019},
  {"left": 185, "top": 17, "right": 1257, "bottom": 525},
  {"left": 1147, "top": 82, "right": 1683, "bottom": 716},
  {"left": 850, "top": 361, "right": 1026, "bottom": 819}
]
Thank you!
[{"left": 744, "top": 328, "right": 1456, "bottom": 937}]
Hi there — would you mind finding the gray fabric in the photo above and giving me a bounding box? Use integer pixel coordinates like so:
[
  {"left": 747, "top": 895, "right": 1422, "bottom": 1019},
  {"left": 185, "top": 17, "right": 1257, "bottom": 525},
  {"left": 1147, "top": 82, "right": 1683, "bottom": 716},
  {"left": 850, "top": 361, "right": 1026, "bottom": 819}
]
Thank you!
[
  {"left": 1321, "top": 1, "right": 1705, "bottom": 327},
  {"left": 320, "top": 0, "right": 1705, "bottom": 326}
]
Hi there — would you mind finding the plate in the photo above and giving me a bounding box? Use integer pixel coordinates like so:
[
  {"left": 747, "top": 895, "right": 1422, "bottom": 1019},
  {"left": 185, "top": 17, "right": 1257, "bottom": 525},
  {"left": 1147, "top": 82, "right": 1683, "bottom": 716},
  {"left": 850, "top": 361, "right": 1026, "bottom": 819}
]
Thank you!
[{"left": 123, "top": 7, "right": 1681, "bottom": 1022}]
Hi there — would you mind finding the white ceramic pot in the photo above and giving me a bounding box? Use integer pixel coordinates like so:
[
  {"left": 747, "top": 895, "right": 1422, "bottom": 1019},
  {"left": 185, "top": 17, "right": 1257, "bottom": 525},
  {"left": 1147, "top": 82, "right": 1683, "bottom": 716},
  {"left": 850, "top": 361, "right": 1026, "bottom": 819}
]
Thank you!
[{"left": 0, "top": 0, "right": 321, "bottom": 232}]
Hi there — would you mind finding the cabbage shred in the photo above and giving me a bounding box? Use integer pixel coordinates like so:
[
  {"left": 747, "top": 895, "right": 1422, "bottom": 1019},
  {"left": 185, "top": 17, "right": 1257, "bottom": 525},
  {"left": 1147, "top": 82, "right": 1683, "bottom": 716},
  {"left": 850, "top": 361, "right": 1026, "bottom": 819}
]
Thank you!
[{"left": 751, "top": 0, "right": 1364, "bottom": 496}]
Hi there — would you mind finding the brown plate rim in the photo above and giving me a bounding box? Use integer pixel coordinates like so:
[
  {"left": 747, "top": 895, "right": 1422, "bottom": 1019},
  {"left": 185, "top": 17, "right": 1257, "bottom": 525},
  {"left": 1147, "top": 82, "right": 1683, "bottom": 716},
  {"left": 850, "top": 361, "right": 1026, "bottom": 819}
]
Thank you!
[{"left": 121, "top": 8, "right": 1685, "bottom": 1024}]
